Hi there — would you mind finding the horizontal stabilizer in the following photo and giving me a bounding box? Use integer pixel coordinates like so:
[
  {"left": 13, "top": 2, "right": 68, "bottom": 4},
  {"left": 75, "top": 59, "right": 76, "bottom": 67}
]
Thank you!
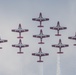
[
  {"left": 57, "top": 52, "right": 63, "bottom": 54},
  {"left": 37, "top": 60, "right": 43, "bottom": 62},
  {"left": 38, "top": 25, "right": 44, "bottom": 27},
  {"left": 17, "top": 52, "right": 23, "bottom": 54},
  {"left": 38, "top": 42, "right": 44, "bottom": 44},
  {"left": 17, "top": 36, "right": 23, "bottom": 38},
  {"left": 55, "top": 34, "right": 61, "bottom": 36}
]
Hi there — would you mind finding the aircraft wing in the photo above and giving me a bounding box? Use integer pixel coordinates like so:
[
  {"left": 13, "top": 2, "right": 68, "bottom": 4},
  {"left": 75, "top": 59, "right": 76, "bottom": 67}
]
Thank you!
[
  {"left": 12, "top": 44, "right": 20, "bottom": 47},
  {"left": 32, "top": 18, "right": 40, "bottom": 21},
  {"left": 41, "top": 18, "right": 49, "bottom": 21},
  {"left": 0, "top": 40, "right": 7, "bottom": 43},
  {"left": 32, "top": 53, "right": 40, "bottom": 56},
  {"left": 41, "top": 53, "right": 49, "bottom": 56},
  {"left": 59, "top": 27, "right": 67, "bottom": 30},
  {"left": 21, "top": 44, "right": 29, "bottom": 47},
  {"left": 50, "top": 27, "right": 58, "bottom": 30},
  {"left": 52, "top": 44, "right": 60, "bottom": 48},
  {"left": 42, "top": 35, "right": 50, "bottom": 38},
  {"left": 61, "top": 44, "right": 69, "bottom": 47},
  {"left": 20, "top": 29, "right": 28, "bottom": 32},
  {"left": 33, "top": 35, "right": 40, "bottom": 38},
  {"left": 12, "top": 29, "right": 19, "bottom": 32},
  {"left": 68, "top": 36, "right": 76, "bottom": 40},
  {"left": 32, "top": 18, "right": 49, "bottom": 21}
]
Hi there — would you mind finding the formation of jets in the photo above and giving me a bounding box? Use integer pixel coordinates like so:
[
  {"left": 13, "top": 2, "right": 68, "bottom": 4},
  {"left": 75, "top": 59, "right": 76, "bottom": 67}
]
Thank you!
[
  {"left": 32, "top": 12, "right": 49, "bottom": 27},
  {"left": 0, "top": 12, "right": 76, "bottom": 62},
  {"left": 33, "top": 29, "right": 50, "bottom": 44},
  {"left": 32, "top": 12, "right": 69, "bottom": 62},
  {"left": 50, "top": 21, "right": 67, "bottom": 36},
  {"left": 12, "top": 24, "right": 29, "bottom": 54}
]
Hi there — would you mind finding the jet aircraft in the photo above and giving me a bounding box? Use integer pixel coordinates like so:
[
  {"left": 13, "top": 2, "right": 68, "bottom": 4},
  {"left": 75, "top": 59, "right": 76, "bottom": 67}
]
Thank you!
[
  {"left": 52, "top": 39, "right": 69, "bottom": 54},
  {"left": 32, "top": 48, "right": 49, "bottom": 62},
  {"left": 0, "top": 37, "right": 8, "bottom": 49},
  {"left": 50, "top": 21, "right": 67, "bottom": 36},
  {"left": 68, "top": 32, "right": 76, "bottom": 46},
  {"left": 32, "top": 12, "right": 49, "bottom": 27},
  {"left": 33, "top": 29, "right": 50, "bottom": 44},
  {"left": 12, "top": 24, "right": 29, "bottom": 38},
  {"left": 12, "top": 39, "right": 29, "bottom": 54}
]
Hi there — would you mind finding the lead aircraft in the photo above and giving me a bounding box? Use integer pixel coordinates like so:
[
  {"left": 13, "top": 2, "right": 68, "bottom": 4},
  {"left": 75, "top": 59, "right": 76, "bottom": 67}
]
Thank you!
[
  {"left": 50, "top": 21, "right": 67, "bottom": 36},
  {"left": 52, "top": 39, "right": 69, "bottom": 54},
  {"left": 33, "top": 29, "right": 50, "bottom": 44},
  {"left": 32, "top": 48, "right": 49, "bottom": 62},
  {"left": 32, "top": 12, "right": 49, "bottom": 27},
  {"left": 12, "top": 24, "right": 29, "bottom": 38},
  {"left": 12, "top": 39, "right": 29, "bottom": 54}
]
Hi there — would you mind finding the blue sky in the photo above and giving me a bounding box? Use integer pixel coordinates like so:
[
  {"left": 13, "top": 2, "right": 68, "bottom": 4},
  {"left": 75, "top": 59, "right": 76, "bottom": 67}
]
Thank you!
[{"left": 0, "top": 0, "right": 76, "bottom": 75}]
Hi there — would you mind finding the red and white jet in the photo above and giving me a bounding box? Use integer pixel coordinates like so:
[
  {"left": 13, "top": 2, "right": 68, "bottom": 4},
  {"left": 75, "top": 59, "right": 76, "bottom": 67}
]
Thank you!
[
  {"left": 0, "top": 37, "right": 8, "bottom": 49},
  {"left": 12, "top": 24, "right": 29, "bottom": 38},
  {"left": 32, "top": 48, "right": 49, "bottom": 62},
  {"left": 12, "top": 39, "right": 29, "bottom": 54},
  {"left": 52, "top": 39, "right": 69, "bottom": 54},
  {"left": 68, "top": 32, "right": 76, "bottom": 46},
  {"left": 50, "top": 21, "right": 67, "bottom": 36},
  {"left": 33, "top": 29, "right": 50, "bottom": 44},
  {"left": 32, "top": 12, "right": 49, "bottom": 27}
]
